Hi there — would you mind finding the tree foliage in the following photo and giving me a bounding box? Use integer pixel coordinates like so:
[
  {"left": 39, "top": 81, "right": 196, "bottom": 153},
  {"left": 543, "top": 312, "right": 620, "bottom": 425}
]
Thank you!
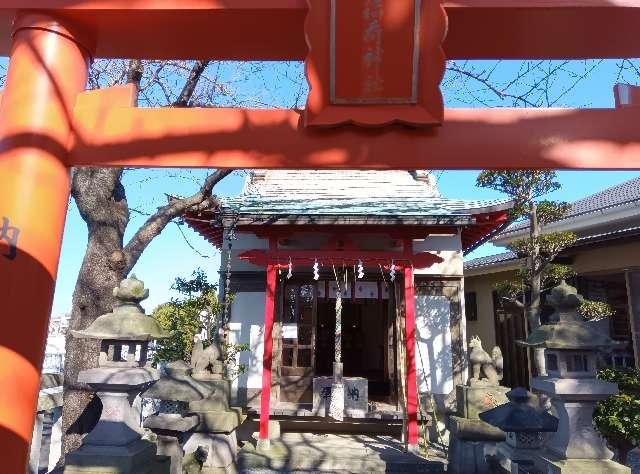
[
  {"left": 151, "top": 269, "right": 249, "bottom": 378},
  {"left": 594, "top": 367, "right": 640, "bottom": 464},
  {"left": 152, "top": 269, "right": 222, "bottom": 364},
  {"left": 477, "top": 171, "right": 576, "bottom": 328},
  {"left": 476, "top": 171, "right": 562, "bottom": 205},
  {"left": 152, "top": 302, "right": 203, "bottom": 364},
  {"left": 478, "top": 170, "right": 612, "bottom": 332},
  {"left": 578, "top": 300, "right": 615, "bottom": 321}
]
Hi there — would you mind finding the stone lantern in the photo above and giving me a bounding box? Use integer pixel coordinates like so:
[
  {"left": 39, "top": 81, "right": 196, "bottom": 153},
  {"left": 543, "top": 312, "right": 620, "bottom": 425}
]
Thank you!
[
  {"left": 64, "top": 276, "right": 172, "bottom": 474},
  {"left": 480, "top": 387, "right": 558, "bottom": 473},
  {"left": 519, "top": 280, "right": 629, "bottom": 473},
  {"left": 142, "top": 360, "right": 214, "bottom": 474}
]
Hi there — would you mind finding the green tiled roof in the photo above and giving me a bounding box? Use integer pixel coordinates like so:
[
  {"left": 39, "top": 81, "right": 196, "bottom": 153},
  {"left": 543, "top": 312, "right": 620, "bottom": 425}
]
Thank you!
[
  {"left": 219, "top": 170, "right": 511, "bottom": 219},
  {"left": 220, "top": 195, "right": 511, "bottom": 218}
]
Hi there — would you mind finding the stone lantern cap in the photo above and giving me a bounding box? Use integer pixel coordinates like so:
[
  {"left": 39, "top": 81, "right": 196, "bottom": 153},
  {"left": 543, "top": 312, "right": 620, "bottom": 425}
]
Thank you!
[
  {"left": 519, "top": 280, "right": 623, "bottom": 350},
  {"left": 479, "top": 387, "right": 558, "bottom": 434},
  {"left": 71, "top": 276, "right": 171, "bottom": 341},
  {"left": 142, "top": 360, "right": 214, "bottom": 402}
]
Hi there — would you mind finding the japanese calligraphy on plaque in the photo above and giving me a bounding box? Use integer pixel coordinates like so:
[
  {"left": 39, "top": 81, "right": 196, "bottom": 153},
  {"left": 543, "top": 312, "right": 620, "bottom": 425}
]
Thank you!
[{"left": 305, "top": 0, "right": 447, "bottom": 127}]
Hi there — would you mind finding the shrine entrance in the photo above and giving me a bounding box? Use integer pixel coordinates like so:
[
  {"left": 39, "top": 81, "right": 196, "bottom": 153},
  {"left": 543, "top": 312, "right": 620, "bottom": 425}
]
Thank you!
[
  {"left": 279, "top": 275, "right": 398, "bottom": 406},
  {"left": 317, "top": 289, "right": 396, "bottom": 404}
]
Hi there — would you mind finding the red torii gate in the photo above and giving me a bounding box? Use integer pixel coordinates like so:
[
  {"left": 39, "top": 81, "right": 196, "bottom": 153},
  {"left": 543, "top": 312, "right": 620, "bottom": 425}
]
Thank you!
[{"left": 2, "top": 1, "right": 640, "bottom": 470}]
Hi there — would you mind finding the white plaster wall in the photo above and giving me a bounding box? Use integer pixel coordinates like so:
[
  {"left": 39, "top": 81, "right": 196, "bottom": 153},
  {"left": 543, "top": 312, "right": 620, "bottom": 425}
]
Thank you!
[
  {"left": 226, "top": 231, "right": 269, "bottom": 250},
  {"left": 413, "top": 234, "right": 463, "bottom": 276},
  {"left": 220, "top": 232, "right": 269, "bottom": 272},
  {"left": 227, "top": 292, "right": 266, "bottom": 401},
  {"left": 222, "top": 250, "right": 265, "bottom": 272},
  {"left": 415, "top": 294, "right": 453, "bottom": 395}
]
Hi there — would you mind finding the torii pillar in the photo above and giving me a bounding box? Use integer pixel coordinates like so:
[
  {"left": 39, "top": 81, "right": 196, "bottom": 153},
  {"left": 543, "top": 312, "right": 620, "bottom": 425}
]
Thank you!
[{"left": 0, "top": 13, "right": 89, "bottom": 471}]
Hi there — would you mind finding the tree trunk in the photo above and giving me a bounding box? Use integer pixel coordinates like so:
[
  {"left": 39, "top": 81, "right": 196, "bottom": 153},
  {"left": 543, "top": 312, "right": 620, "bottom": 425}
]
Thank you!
[
  {"left": 527, "top": 202, "right": 546, "bottom": 376},
  {"left": 57, "top": 59, "right": 225, "bottom": 465},
  {"left": 527, "top": 202, "right": 542, "bottom": 330},
  {"left": 60, "top": 168, "right": 129, "bottom": 459}
]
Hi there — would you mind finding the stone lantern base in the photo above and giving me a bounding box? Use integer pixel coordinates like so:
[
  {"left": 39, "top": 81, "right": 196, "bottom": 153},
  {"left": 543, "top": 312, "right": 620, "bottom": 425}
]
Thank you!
[
  {"left": 64, "top": 439, "right": 171, "bottom": 473},
  {"left": 535, "top": 452, "right": 631, "bottom": 474},
  {"left": 531, "top": 376, "right": 631, "bottom": 474},
  {"left": 183, "top": 375, "right": 243, "bottom": 472},
  {"left": 494, "top": 433, "right": 546, "bottom": 474}
]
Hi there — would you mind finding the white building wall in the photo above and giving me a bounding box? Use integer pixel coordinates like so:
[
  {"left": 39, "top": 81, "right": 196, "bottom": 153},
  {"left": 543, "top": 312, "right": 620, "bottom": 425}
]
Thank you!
[
  {"left": 227, "top": 231, "right": 269, "bottom": 250},
  {"left": 413, "top": 234, "right": 463, "bottom": 276},
  {"left": 415, "top": 293, "right": 454, "bottom": 396},
  {"left": 227, "top": 291, "right": 266, "bottom": 403},
  {"left": 412, "top": 233, "right": 464, "bottom": 396}
]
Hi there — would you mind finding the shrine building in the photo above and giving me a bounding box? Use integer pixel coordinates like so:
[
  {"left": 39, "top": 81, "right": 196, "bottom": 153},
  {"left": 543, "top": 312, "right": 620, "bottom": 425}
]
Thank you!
[{"left": 184, "top": 170, "right": 511, "bottom": 428}]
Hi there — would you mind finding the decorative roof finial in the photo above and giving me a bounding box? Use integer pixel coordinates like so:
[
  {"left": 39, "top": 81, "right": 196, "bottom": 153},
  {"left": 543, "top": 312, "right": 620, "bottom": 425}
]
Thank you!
[{"left": 112, "top": 274, "right": 149, "bottom": 305}]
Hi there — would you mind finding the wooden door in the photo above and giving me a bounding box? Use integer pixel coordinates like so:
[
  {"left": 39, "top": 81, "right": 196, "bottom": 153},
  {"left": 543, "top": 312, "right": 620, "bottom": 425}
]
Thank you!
[{"left": 280, "top": 283, "right": 317, "bottom": 403}]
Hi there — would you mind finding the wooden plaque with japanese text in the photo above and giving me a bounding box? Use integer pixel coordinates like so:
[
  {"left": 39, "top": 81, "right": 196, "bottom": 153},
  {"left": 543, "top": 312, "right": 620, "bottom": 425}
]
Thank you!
[{"left": 305, "top": 0, "right": 447, "bottom": 127}]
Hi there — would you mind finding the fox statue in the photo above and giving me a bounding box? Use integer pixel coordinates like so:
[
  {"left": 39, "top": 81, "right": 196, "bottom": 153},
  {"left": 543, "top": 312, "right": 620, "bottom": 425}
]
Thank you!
[{"left": 468, "top": 335, "right": 503, "bottom": 386}]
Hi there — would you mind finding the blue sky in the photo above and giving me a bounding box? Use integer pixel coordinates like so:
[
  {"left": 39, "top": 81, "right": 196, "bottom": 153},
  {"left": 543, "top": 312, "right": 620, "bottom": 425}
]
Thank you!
[{"left": 50, "top": 59, "right": 640, "bottom": 315}]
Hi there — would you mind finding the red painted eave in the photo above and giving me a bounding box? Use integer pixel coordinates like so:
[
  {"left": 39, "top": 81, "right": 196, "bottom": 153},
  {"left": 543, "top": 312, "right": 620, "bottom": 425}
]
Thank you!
[
  {"left": 462, "top": 210, "right": 511, "bottom": 254},
  {"left": 1, "top": 2, "right": 640, "bottom": 59}
]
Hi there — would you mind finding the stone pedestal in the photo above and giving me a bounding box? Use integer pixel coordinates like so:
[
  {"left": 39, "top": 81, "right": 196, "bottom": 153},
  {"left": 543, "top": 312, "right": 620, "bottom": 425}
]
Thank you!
[
  {"left": 447, "top": 384, "right": 509, "bottom": 474},
  {"left": 65, "top": 439, "right": 170, "bottom": 474},
  {"left": 29, "top": 383, "right": 64, "bottom": 473},
  {"left": 64, "top": 368, "right": 170, "bottom": 474},
  {"left": 183, "top": 431, "right": 239, "bottom": 473},
  {"left": 494, "top": 431, "right": 548, "bottom": 474},
  {"left": 312, "top": 376, "right": 368, "bottom": 418},
  {"left": 29, "top": 411, "right": 45, "bottom": 474},
  {"left": 448, "top": 416, "right": 505, "bottom": 474},
  {"left": 532, "top": 376, "right": 630, "bottom": 473},
  {"left": 144, "top": 414, "right": 199, "bottom": 474},
  {"left": 183, "top": 374, "right": 241, "bottom": 472},
  {"left": 456, "top": 384, "right": 510, "bottom": 419}
]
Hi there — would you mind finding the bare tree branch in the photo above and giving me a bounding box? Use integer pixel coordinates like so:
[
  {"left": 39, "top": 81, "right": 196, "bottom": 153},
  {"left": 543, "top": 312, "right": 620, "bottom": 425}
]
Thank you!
[
  {"left": 174, "top": 60, "right": 209, "bottom": 107},
  {"left": 126, "top": 59, "right": 144, "bottom": 91},
  {"left": 502, "top": 296, "right": 525, "bottom": 309},
  {"left": 447, "top": 64, "right": 538, "bottom": 107},
  {"left": 123, "top": 169, "right": 232, "bottom": 272}
]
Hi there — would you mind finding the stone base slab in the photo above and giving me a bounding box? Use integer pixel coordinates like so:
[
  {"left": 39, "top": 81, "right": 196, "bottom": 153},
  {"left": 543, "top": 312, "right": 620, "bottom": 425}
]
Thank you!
[
  {"left": 64, "top": 439, "right": 170, "bottom": 473},
  {"left": 144, "top": 413, "right": 199, "bottom": 433},
  {"left": 536, "top": 452, "right": 631, "bottom": 474},
  {"left": 183, "top": 431, "right": 238, "bottom": 470},
  {"left": 201, "top": 466, "right": 238, "bottom": 474},
  {"left": 448, "top": 436, "right": 497, "bottom": 474},
  {"left": 239, "top": 433, "right": 445, "bottom": 473},
  {"left": 494, "top": 442, "right": 540, "bottom": 474},
  {"left": 532, "top": 376, "right": 619, "bottom": 398}
]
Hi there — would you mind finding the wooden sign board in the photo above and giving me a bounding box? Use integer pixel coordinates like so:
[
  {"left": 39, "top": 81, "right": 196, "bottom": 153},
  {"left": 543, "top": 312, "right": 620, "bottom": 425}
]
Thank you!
[{"left": 305, "top": 0, "right": 447, "bottom": 128}]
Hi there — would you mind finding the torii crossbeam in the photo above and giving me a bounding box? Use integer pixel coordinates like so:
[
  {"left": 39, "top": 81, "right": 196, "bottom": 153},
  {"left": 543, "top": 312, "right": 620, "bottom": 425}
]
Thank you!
[{"left": 2, "top": 1, "right": 640, "bottom": 470}]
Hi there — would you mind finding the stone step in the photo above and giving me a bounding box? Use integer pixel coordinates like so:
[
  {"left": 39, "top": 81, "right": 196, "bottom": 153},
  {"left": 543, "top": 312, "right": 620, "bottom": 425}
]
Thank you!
[{"left": 238, "top": 434, "right": 445, "bottom": 474}]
